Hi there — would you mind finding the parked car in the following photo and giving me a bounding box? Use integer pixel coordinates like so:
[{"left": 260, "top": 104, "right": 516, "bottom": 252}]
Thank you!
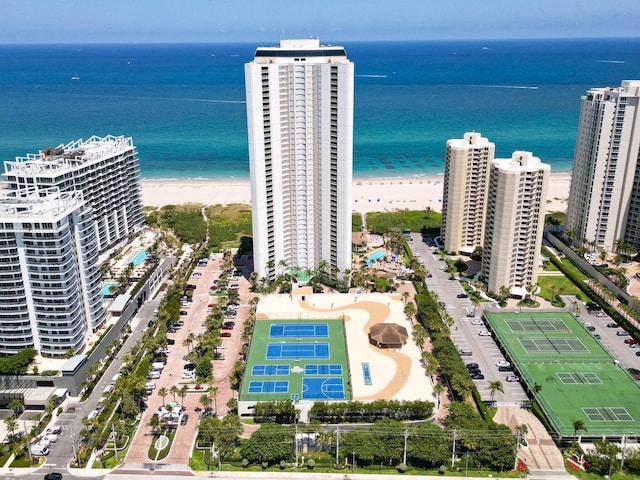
[
  {"left": 616, "top": 331, "right": 630, "bottom": 337},
  {"left": 595, "top": 312, "right": 608, "bottom": 318},
  {"left": 496, "top": 361, "right": 511, "bottom": 368},
  {"left": 221, "top": 325, "right": 234, "bottom": 330},
  {"left": 180, "top": 310, "right": 188, "bottom": 316},
  {"left": 471, "top": 319, "right": 483, "bottom": 325},
  {"left": 457, "top": 293, "right": 468, "bottom": 298},
  {"left": 506, "top": 375, "right": 520, "bottom": 382},
  {"left": 180, "top": 414, "right": 189, "bottom": 426},
  {"left": 223, "top": 321, "right": 236, "bottom": 327},
  {"left": 221, "top": 332, "right": 232, "bottom": 337},
  {"left": 607, "top": 322, "right": 620, "bottom": 328},
  {"left": 44, "top": 473, "right": 62, "bottom": 480},
  {"left": 465, "top": 363, "right": 479, "bottom": 370},
  {"left": 624, "top": 338, "right": 638, "bottom": 345},
  {"left": 470, "top": 373, "right": 484, "bottom": 380},
  {"left": 498, "top": 365, "right": 514, "bottom": 372},
  {"left": 478, "top": 330, "right": 492, "bottom": 337}
]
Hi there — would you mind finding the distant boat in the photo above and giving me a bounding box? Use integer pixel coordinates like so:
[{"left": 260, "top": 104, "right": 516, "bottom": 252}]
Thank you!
[{"left": 71, "top": 73, "right": 80, "bottom": 80}]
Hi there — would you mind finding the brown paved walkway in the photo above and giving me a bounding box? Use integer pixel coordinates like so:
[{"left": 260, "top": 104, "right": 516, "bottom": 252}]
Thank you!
[
  {"left": 493, "top": 406, "right": 565, "bottom": 471},
  {"left": 124, "top": 256, "right": 252, "bottom": 465}
]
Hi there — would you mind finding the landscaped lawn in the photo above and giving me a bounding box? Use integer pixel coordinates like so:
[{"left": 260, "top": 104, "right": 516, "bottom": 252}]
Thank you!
[{"left": 537, "top": 275, "right": 587, "bottom": 302}]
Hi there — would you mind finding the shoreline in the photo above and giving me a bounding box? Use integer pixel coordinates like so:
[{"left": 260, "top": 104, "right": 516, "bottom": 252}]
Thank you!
[{"left": 141, "top": 173, "right": 571, "bottom": 214}]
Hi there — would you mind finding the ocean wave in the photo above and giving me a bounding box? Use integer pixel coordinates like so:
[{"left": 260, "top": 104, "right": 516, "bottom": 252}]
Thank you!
[
  {"left": 355, "top": 74, "right": 388, "bottom": 78},
  {"left": 463, "top": 84, "right": 538, "bottom": 90},
  {"left": 596, "top": 60, "right": 625, "bottom": 64},
  {"left": 173, "top": 97, "right": 246, "bottom": 104}
]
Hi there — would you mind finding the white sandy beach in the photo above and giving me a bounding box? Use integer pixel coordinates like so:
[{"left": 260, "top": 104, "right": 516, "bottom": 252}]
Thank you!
[{"left": 141, "top": 173, "right": 571, "bottom": 214}]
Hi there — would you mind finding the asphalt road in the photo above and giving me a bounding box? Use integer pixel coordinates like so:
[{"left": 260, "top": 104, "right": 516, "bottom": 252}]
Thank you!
[{"left": 40, "top": 295, "right": 163, "bottom": 478}]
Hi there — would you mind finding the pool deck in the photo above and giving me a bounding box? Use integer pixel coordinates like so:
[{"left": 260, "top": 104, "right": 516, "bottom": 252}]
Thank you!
[{"left": 256, "top": 293, "right": 434, "bottom": 404}]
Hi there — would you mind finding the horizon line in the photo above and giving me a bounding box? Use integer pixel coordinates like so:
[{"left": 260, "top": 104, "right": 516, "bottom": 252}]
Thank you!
[{"left": 1, "top": 35, "right": 640, "bottom": 46}]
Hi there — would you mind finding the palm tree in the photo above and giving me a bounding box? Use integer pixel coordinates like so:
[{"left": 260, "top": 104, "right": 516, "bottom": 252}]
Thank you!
[
  {"left": 489, "top": 380, "right": 504, "bottom": 401},
  {"left": 209, "top": 386, "right": 219, "bottom": 414},
  {"left": 170, "top": 385, "right": 179, "bottom": 402},
  {"left": 8, "top": 399, "right": 23, "bottom": 417},
  {"left": 571, "top": 417, "right": 587, "bottom": 440},
  {"left": 199, "top": 392, "right": 212, "bottom": 411},
  {"left": 4, "top": 415, "right": 18, "bottom": 438},
  {"left": 404, "top": 302, "right": 417, "bottom": 323},
  {"left": 401, "top": 291, "right": 410, "bottom": 305},
  {"left": 179, "top": 385, "right": 188, "bottom": 408},
  {"left": 158, "top": 387, "right": 168, "bottom": 407}
]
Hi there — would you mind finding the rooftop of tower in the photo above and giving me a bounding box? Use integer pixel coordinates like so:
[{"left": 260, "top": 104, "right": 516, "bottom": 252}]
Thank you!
[
  {"left": 4, "top": 134, "right": 136, "bottom": 178},
  {"left": 252, "top": 38, "right": 347, "bottom": 61}
]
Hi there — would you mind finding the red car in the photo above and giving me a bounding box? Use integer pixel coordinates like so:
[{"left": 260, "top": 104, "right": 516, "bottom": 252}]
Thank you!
[
  {"left": 624, "top": 338, "right": 638, "bottom": 345},
  {"left": 221, "top": 332, "right": 232, "bottom": 337},
  {"left": 221, "top": 325, "right": 234, "bottom": 330}
]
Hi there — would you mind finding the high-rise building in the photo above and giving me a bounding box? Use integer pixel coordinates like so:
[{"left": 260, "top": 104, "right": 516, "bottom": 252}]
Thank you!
[
  {"left": 3, "top": 135, "right": 145, "bottom": 256},
  {"left": 441, "top": 132, "right": 494, "bottom": 253},
  {"left": 482, "top": 152, "right": 550, "bottom": 295},
  {"left": 0, "top": 187, "right": 105, "bottom": 357},
  {"left": 245, "top": 39, "right": 354, "bottom": 280},
  {"left": 566, "top": 80, "right": 640, "bottom": 251}
]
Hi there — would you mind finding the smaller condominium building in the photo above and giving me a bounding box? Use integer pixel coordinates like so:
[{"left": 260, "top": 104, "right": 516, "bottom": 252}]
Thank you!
[
  {"left": 441, "top": 132, "right": 495, "bottom": 253},
  {"left": 482, "top": 152, "right": 550, "bottom": 296},
  {"left": 0, "top": 187, "right": 105, "bottom": 357},
  {"left": 3, "top": 135, "right": 145, "bottom": 256},
  {"left": 566, "top": 80, "right": 640, "bottom": 251}
]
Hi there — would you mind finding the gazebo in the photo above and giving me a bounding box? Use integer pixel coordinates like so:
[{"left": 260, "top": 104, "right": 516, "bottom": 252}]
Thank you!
[{"left": 368, "top": 323, "right": 409, "bottom": 349}]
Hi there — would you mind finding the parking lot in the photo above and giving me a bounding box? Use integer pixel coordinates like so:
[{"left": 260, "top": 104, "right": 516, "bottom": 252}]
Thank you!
[{"left": 410, "top": 233, "right": 528, "bottom": 404}]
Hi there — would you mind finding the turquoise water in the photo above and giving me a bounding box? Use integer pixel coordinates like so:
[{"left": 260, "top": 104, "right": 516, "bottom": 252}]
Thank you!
[
  {"left": 366, "top": 251, "right": 387, "bottom": 266},
  {"left": 101, "top": 282, "right": 119, "bottom": 295},
  {"left": 1, "top": 39, "right": 640, "bottom": 179},
  {"left": 132, "top": 250, "right": 147, "bottom": 266}
]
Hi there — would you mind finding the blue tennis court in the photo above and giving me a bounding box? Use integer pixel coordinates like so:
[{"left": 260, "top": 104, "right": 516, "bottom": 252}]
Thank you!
[
  {"left": 248, "top": 381, "right": 289, "bottom": 394},
  {"left": 305, "top": 364, "right": 343, "bottom": 375},
  {"left": 269, "top": 323, "right": 329, "bottom": 338},
  {"left": 252, "top": 365, "right": 290, "bottom": 376},
  {"left": 266, "top": 343, "right": 329, "bottom": 359},
  {"left": 302, "top": 377, "right": 345, "bottom": 400}
]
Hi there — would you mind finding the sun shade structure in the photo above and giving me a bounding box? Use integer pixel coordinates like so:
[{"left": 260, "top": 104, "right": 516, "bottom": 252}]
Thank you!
[{"left": 368, "top": 323, "right": 408, "bottom": 349}]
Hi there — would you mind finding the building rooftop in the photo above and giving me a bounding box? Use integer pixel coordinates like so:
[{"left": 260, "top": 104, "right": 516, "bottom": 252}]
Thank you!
[
  {"left": 0, "top": 187, "right": 84, "bottom": 219},
  {"left": 4, "top": 135, "right": 135, "bottom": 178}
]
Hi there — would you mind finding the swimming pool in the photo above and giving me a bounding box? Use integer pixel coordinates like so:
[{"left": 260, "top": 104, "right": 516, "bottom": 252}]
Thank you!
[
  {"left": 101, "top": 282, "right": 119, "bottom": 296},
  {"left": 366, "top": 251, "right": 387, "bottom": 266},
  {"left": 132, "top": 250, "right": 147, "bottom": 266}
]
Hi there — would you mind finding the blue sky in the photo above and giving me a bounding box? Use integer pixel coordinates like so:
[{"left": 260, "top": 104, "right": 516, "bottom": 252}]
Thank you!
[{"left": 3, "top": 0, "right": 639, "bottom": 44}]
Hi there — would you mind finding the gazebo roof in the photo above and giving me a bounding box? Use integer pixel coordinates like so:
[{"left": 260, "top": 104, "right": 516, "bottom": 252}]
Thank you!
[{"left": 368, "top": 322, "right": 408, "bottom": 345}]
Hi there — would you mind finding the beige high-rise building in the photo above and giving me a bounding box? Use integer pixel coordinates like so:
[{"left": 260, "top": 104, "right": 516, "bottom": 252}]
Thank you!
[
  {"left": 441, "top": 132, "right": 494, "bottom": 253},
  {"left": 482, "top": 152, "right": 550, "bottom": 296},
  {"left": 566, "top": 80, "right": 640, "bottom": 251}
]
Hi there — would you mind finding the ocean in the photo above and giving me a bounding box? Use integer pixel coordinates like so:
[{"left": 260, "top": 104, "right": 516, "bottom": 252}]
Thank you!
[{"left": 0, "top": 38, "right": 639, "bottom": 180}]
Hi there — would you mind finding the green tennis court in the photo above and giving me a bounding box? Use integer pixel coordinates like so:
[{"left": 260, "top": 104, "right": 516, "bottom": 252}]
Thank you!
[
  {"left": 239, "top": 318, "right": 351, "bottom": 403},
  {"left": 484, "top": 311, "right": 640, "bottom": 437}
]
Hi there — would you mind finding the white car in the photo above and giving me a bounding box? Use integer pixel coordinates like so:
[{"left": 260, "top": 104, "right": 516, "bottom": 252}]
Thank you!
[
  {"left": 478, "top": 330, "right": 492, "bottom": 336},
  {"left": 217, "top": 343, "right": 226, "bottom": 349},
  {"left": 471, "top": 319, "right": 483, "bottom": 325},
  {"left": 595, "top": 312, "right": 608, "bottom": 318},
  {"left": 506, "top": 375, "right": 520, "bottom": 382},
  {"left": 496, "top": 360, "right": 511, "bottom": 368}
]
